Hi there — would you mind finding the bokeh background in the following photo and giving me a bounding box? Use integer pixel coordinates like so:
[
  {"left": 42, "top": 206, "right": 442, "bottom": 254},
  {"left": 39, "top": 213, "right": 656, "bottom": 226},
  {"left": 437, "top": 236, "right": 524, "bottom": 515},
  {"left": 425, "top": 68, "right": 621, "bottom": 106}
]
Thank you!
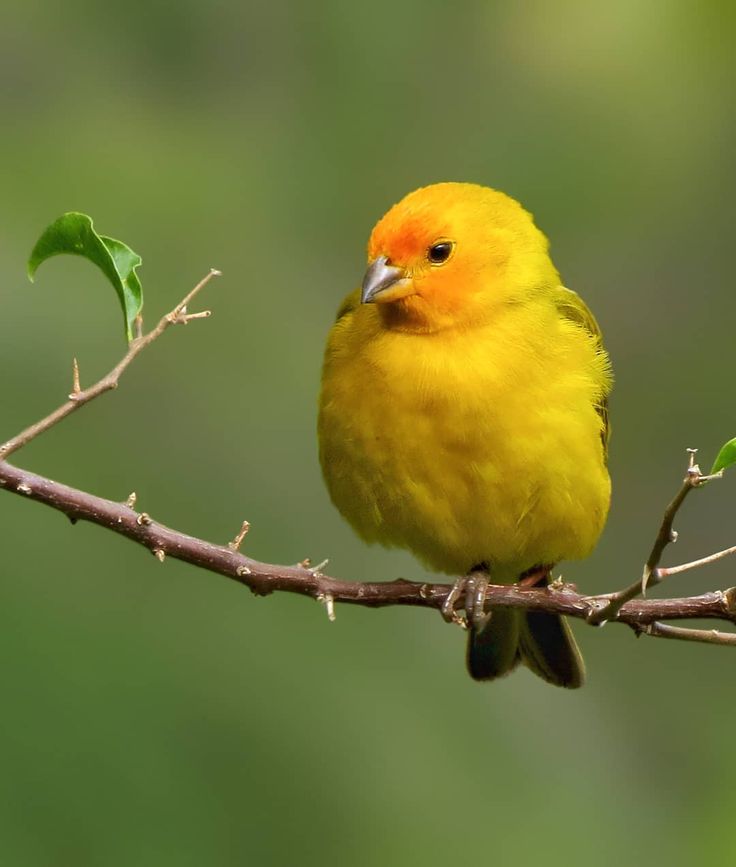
[{"left": 1, "top": 1, "right": 735, "bottom": 864}]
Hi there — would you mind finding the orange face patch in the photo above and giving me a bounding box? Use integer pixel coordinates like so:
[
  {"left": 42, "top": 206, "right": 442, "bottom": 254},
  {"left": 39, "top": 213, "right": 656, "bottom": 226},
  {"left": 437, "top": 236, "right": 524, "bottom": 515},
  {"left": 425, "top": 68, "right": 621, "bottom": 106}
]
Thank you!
[{"left": 361, "top": 183, "right": 557, "bottom": 333}]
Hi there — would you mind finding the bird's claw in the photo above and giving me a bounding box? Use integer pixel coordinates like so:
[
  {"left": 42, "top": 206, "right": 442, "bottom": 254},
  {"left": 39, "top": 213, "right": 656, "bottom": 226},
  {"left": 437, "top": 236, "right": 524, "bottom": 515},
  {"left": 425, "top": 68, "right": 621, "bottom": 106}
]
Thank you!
[
  {"left": 441, "top": 578, "right": 468, "bottom": 628},
  {"left": 441, "top": 572, "right": 491, "bottom": 630},
  {"left": 469, "top": 573, "right": 491, "bottom": 630}
]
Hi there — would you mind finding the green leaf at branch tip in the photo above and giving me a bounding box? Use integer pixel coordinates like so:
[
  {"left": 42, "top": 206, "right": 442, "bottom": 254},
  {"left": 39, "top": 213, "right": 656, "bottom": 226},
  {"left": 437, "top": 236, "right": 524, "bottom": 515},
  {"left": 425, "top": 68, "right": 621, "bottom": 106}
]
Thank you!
[
  {"left": 711, "top": 438, "right": 736, "bottom": 475},
  {"left": 27, "top": 212, "right": 143, "bottom": 342}
]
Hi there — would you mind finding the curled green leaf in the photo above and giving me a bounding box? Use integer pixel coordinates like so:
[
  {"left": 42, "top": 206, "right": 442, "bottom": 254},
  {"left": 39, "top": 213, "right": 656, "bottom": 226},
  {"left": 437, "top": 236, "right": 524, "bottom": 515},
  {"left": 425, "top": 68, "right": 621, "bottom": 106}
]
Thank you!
[
  {"left": 711, "top": 438, "right": 736, "bottom": 475},
  {"left": 28, "top": 212, "right": 143, "bottom": 342}
]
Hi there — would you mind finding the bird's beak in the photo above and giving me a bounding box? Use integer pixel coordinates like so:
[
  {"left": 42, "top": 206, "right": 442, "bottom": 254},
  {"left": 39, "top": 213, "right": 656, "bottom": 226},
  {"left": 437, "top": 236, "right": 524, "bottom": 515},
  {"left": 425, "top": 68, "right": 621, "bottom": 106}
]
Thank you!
[{"left": 361, "top": 256, "right": 410, "bottom": 304}]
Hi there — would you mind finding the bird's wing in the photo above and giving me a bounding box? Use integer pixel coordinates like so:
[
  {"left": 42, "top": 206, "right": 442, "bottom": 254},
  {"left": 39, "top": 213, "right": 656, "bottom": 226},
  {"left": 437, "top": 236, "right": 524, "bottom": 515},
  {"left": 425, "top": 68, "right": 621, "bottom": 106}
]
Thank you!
[{"left": 553, "top": 286, "right": 611, "bottom": 455}]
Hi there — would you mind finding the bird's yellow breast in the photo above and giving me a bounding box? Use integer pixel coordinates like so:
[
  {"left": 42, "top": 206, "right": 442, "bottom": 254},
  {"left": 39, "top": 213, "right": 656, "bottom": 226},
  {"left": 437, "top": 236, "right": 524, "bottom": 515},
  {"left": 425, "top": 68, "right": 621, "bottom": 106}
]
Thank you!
[{"left": 318, "top": 291, "right": 611, "bottom": 579}]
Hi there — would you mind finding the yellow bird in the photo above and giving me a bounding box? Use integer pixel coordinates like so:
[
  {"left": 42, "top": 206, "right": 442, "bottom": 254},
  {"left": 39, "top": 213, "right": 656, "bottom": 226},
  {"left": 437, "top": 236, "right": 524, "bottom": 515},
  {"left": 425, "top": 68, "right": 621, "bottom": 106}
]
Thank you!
[{"left": 318, "top": 183, "right": 612, "bottom": 687}]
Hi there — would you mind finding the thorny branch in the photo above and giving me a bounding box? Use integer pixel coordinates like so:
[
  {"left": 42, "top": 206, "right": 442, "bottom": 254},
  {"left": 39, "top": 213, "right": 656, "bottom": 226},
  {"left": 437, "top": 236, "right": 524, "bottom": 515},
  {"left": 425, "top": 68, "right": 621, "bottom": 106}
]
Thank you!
[
  {"left": 2, "top": 271, "right": 736, "bottom": 647},
  {"left": 0, "top": 268, "right": 219, "bottom": 460},
  {"left": 2, "top": 457, "right": 736, "bottom": 639},
  {"left": 587, "top": 449, "right": 724, "bottom": 626}
]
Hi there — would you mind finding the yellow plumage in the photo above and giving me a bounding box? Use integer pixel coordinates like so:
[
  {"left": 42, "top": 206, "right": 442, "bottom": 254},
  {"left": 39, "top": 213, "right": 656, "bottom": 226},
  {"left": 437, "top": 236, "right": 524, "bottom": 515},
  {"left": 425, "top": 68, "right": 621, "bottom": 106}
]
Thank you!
[{"left": 318, "top": 183, "right": 612, "bottom": 687}]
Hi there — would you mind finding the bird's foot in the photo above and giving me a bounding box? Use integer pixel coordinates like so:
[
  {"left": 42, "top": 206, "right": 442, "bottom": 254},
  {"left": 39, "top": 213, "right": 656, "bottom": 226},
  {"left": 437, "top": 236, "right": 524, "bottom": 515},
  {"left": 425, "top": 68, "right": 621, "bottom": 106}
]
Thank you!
[
  {"left": 441, "top": 572, "right": 491, "bottom": 630},
  {"left": 441, "top": 578, "right": 468, "bottom": 628},
  {"left": 440, "top": 578, "right": 467, "bottom": 629}
]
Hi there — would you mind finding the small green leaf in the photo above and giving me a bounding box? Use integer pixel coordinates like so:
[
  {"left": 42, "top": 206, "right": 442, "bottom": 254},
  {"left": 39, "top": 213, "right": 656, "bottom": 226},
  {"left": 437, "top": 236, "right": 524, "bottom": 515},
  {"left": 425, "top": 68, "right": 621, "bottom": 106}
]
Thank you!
[
  {"left": 711, "top": 438, "right": 736, "bottom": 474},
  {"left": 28, "top": 212, "right": 143, "bottom": 342}
]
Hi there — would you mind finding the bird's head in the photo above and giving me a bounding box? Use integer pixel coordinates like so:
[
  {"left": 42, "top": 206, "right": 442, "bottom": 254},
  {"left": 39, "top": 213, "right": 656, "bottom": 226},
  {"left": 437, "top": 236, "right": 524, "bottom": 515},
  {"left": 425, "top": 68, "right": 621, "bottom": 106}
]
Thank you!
[{"left": 362, "top": 182, "right": 560, "bottom": 333}]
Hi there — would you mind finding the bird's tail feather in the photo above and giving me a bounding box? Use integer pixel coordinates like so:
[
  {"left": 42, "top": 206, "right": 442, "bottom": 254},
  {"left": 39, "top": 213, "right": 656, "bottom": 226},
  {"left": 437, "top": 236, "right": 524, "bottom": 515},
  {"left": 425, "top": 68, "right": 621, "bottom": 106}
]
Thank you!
[
  {"left": 519, "top": 610, "right": 585, "bottom": 688},
  {"left": 467, "top": 607, "right": 585, "bottom": 688},
  {"left": 466, "top": 608, "right": 521, "bottom": 681}
]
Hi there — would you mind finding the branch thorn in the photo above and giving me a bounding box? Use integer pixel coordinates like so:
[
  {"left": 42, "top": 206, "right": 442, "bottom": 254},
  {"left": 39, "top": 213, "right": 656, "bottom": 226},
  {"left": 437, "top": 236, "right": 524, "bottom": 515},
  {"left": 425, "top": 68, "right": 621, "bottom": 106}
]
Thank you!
[
  {"left": 310, "top": 558, "right": 329, "bottom": 576},
  {"left": 316, "top": 592, "right": 336, "bottom": 621},
  {"left": 69, "top": 357, "right": 81, "bottom": 399},
  {"left": 228, "top": 520, "right": 251, "bottom": 551},
  {"left": 125, "top": 492, "right": 137, "bottom": 509},
  {"left": 179, "top": 310, "right": 212, "bottom": 324}
]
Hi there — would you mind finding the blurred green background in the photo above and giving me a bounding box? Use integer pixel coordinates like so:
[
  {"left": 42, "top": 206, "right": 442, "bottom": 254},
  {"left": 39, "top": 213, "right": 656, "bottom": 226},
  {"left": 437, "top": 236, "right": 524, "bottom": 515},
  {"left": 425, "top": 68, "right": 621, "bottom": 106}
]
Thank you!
[{"left": 1, "top": 1, "right": 735, "bottom": 864}]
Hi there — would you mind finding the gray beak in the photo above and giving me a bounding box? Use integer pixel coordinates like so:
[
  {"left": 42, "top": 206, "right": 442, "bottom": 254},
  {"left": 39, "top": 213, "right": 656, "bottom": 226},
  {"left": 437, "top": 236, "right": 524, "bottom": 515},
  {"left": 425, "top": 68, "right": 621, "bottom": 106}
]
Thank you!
[{"left": 361, "top": 256, "right": 408, "bottom": 304}]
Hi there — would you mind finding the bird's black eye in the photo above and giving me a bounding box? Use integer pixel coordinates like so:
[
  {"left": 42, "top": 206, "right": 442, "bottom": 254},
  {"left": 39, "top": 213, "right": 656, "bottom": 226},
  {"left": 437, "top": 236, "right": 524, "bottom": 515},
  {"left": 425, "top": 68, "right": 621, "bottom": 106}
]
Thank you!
[{"left": 427, "top": 241, "right": 454, "bottom": 265}]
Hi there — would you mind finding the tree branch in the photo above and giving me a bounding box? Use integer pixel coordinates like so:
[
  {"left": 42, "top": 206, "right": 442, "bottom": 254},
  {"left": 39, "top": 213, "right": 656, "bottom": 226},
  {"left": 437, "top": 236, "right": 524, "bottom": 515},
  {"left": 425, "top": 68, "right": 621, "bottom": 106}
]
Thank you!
[
  {"left": 3, "top": 268, "right": 736, "bottom": 648},
  {"left": 586, "top": 449, "right": 722, "bottom": 625},
  {"left": 0, "top": 268, "right": 219, "bottom": 460},
  {"left": 1, "top": 459, "right": 736, "bottom": 636}
]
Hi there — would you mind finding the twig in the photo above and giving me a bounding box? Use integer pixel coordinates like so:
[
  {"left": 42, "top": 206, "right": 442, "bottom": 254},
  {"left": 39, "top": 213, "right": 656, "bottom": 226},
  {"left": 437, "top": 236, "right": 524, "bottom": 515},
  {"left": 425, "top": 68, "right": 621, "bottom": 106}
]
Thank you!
[
  {"left": 0, "top": 268, "right": 220, "bottom": 460},
  {"left": 636, "top": 622, "right": 736, "bottom": 646},
  {"left": 587, "top": 449, "right": 718, "bottom": 625},
  {"left": 658, "top": 545, "right": 736, "bottom": 578},
  {"left": 1, "top": 460, "right": 736, "bottom": 639}
]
